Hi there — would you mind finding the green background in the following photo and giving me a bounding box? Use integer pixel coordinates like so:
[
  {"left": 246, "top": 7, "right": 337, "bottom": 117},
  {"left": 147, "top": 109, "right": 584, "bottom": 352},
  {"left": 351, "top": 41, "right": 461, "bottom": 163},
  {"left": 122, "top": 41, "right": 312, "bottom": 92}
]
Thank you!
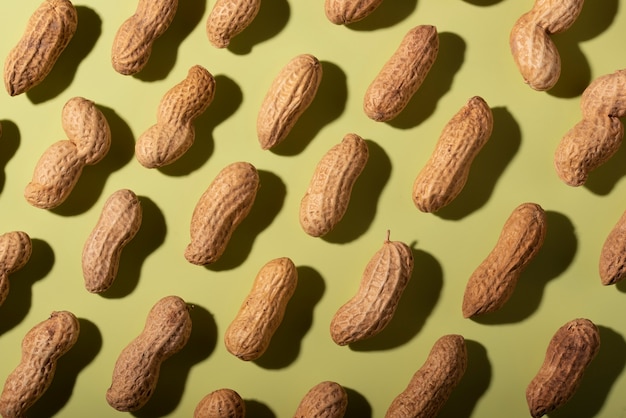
[{"left": 1, "top": 0, "right": 626, "bottom": 417}]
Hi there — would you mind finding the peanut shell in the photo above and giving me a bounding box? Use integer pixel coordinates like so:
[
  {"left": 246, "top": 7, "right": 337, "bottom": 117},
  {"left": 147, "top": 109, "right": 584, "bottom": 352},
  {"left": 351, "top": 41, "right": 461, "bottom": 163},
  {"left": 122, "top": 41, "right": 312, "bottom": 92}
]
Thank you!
[
  {"left": 194, "top": 388, "right": 245, "bottom": 418},
  {"left": 324, "top": 0, "right": 385, "bottom": 25},
  {"left": 206, "top": 0, "right": 261, "bottom": 48},
  {"left": 0, "top": 231, "right": 32, "bottom": 306},
  {"left": 293, "top": 381, "right": 348, "bottom": 418}
]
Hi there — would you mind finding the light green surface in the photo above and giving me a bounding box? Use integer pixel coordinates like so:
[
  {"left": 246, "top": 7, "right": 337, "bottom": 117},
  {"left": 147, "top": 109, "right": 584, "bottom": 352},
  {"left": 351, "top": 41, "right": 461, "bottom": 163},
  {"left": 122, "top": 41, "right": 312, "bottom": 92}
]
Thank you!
[{"left": 1, "top": 1, "right": 626, "bottom": 417}]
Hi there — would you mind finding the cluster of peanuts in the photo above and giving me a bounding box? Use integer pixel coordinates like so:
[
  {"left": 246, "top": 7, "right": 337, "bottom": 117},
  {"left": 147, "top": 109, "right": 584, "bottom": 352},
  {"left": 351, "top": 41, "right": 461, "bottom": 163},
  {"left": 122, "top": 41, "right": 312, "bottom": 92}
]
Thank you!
[{"left": 0, "top": 0, "right": 625, "bottom": 417}]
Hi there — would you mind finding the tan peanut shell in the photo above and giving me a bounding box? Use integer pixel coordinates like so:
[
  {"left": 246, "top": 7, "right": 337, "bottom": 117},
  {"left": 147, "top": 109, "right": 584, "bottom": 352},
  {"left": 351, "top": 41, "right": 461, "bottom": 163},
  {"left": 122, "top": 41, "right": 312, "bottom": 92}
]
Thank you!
[
  {"left": 106, "top": 295, "right": 192, "bottom": 412},
  {"left": 24, "top": 96, "right": 111, "bottom": 209},
  {"left": 135, "top": 65, "right": 216, "bottom": 168},
  {"left": 206, "top": 0, "right": 261, "bottom": 48},
  {"left": 599, "top": 208, "right": 626, "bottom": 285},
  {"left": 363, "top": 25, "right": 438, "bottom": 122},
  {"left": 3, "top": 0, "right": 77, "bottom": 96},
  {"left": 0, "top": 311, "right": 80, "bottom": 418},
  {"left": 111, "top": 0, "right": 178, "bottom": 75},
  {"left": 299, "top": 133, "right": 369, "bottom": 237},
  {"left": 82, "top": 189, "right": 142, "bottom": 293},
  {"left": 224, "top": 257, "right": 298, "bottom": 361},
  {"left": 0, "top": 231, "right": 32, "bottom": 306},
  {"left": 257, "top": 54, "right": 323, "bottom": 150},
  {"left": 185, "top": 162, "right": 259, "bottom": 265},
  {"left": 293, "top": 381, "right": 348, "bottom": 418},
  {"left": 324, "top": 0, "right": 385, "bottom": 25},
  {"left": 554, "top": 69, "right": 626, "bottom": 186},
  {"left": 385, "top": 334, "right": 467, "bottom": 418},
  {"left": 330, "top": 231, "right": 414, "bottom": 346},
  {"left": 412, "top": 96, "right": 493, "bottom": 213},
  {"left": 509, "top": 0, "right": 584, "bottom": 91},
  {"left": 462, "top": 202, "right": 547, "bottom": 318},
  {"left": 194, "top": 388, "right": 245, "bottom": 418},
  {"left": 526, "top": 318, "right": 600, "bottom": 418}
]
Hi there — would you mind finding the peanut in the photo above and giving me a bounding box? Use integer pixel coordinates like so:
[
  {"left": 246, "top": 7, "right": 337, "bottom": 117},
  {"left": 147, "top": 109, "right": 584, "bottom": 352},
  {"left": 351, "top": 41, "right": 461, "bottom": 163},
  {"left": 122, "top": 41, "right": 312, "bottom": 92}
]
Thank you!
[
  {"left": 185, "top": 162, "right": 259, "bottom": 265},
  {"left": 324, "top": 0, "right": 385, "bottom": 25},
  {"left": 554, "top": 69, "right": 626, "bottom": 186},
  {"left": 111, "top": 0, "right": 178, "bottom": 75},
  {"left": 194, "top": 388, "right": 245, "bottom": 418},
  {"left": 257, "top": 54, "right": 323, "bottom": 150},
  {"left": 385, "top": 334, "right": 467, "bottom": 418},
  {"left": 206, "top": 0, "right": 261, "bottom": 48},
  {"left": 224, "top": 257, "right": 297, "bottom": 361},
  {"left": 82, "top": 189, "right": 142, "bottom": 293},
  {"left": 135, "top": 65, "right": 216, "bottom": 168},
  {"left": 330, "top": 231, "right": 413, "bottom": 346},
  {"left": 3, "top": 0, "right": 77, "bottom": 96},
  {"left": 0, "top": 231, "right": 32, "bottom": 307},
  {"left": 24, "top": 96, "right": 111, "bottom": 209},
  {"left": 462, "top": 203, "right": 547, "bottom": 318},
  {"left": 599, "top": 208, "right": 626, "bottom": 285},
  {"left": 363, "top": 25, "right": 438, "bottom": 122},
  {"left": 106, "top": 295, "right": 192, "bottom": 412},
  {"left": 412, "top": 96, "right": 493, "bottom": 213},
  {"left": 293, "top": 381, "right": 348, "bottom": 418},
  {"left": 509, "top": 0, "right": 585, "bottom": 91},
  {"left": 299, "top": 133, "right": 369, "bottom": 237},
  {"left": 0, "top": 311, "right": 80, "bottom": 418},
  {"left": 526, "top": 318, "right": 600, "bottom": 418}
]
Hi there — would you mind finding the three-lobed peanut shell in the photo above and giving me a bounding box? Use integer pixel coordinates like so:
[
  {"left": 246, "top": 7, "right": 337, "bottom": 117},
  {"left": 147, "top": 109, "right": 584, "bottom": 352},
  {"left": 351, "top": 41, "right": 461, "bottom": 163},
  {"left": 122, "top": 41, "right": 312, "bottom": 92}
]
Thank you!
[
  {"left": 599, "top": 207, "right": 626, "bottom": 285},
  {"left": 330, "top": 231, "right": 414, "bottom": 346},
  {"left": 257, "top": 54, "right": 323, "bottom": 150},
  {"left": 462, "top": 202, "right": 547, "bottom": 318},
  {"left": 3, "top": 0, "right": 78, "bottom": 96},
  {"left": 324, "top": 0, "right": 385, "bottom": 25},
  {"left": 82, "top": 189, "right": 142, "bottom": 293},
  {"left": 106, "top": 295, "right": 192, "bottom": 412},
  {"left": 293, "top": 381, "right": 348, "bottom": 418},
  {"left": 135, "top": 65, "right": 216, "bottom": 168},
  {"left": 206, "top": 0, "right": 261, "bottom": 48},
  {"left": 194, "top": 388, "right": 245, "bottom": 418},
  {"left": 185, "top": 161, "right": 259, "bottom": 265},
  {"left": 526, "top": 318, "right": 600, "bottom": 418},
  {"left": 299, "top": 133, "right": 369, "bottom": 237},
  {"left": 385, "top": 334, "right": 467, "bottom": 418},
  {"left": 224, "top": 257, "right": 298, "bottom": 361},
  {"left": 363, "top": 25, "right": 438, "bottom": 122},
  {"left": 412, "top": 96, "right": 493, "bottom": 213},
  {"left": 0, "top": 231, "right": 32, "bottom": 306},
  {"left": 0, "top": 311, "right": 80, "bottom": 418}
]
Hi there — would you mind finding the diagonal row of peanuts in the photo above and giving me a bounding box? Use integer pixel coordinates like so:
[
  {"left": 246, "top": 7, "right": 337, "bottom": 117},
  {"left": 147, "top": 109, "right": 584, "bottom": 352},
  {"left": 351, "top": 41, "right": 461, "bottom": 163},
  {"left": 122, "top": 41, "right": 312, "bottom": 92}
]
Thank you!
[{"left": 0, "top": 0, "right": 625, "bottom": 417}]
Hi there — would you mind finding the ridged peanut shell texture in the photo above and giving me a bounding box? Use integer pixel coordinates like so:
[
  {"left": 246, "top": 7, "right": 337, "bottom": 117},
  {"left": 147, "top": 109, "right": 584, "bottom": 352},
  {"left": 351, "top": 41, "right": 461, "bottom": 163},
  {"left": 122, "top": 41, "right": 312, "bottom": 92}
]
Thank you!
[
  {"left": 194, "top": 388, "right": 245, "bottom": 418},
  {"left": 330, "top": 232, "right": 414, "bottom": 346},
  {"left": 385, "top": 334, "right": 467, "bottom": 418},
  {"left": 324, "top": 0, "right": 385, "bottom": 25},
  {"left": 412, "top": 96, "right": 493, "bottom": 213},
  {"left": 111, "top": 0, "right": 178, "bottom": 75},
  {"left": 224, "top": 257, "right": 298, "bottom": 361},
  {"left": 257, "top": 54, "right": 323, "bottom": 150},
  {"left": 135, "top": 65, "right": 216, "bottom": 168},
  {"left": 82, "top": 189, "right": 142, "bottom": 293},
  {"left": 599, "top": 208, "right": 626, "bottom": 285},
  {"left": 185, "top": 162, "right": 259, "bottom": 265},
  {"left": 462, "top": 202, "right": 547, "bottom": 318},
  {"left": 363, "top": 25, "right": 438, "bottom": 122},
  {"left": 0, "top": 311, "right": 80, "bottom": 418},
  {"left": 293, "top": 381, "right": 348, "bottom": 418},
  {"left": 106, "top": 295, "right": 192, "bottom": 412},
  {"left": 526, "top": 318, "right": 600, "bottom": 418},
  {"left": 0, "top": 231, "right": 32, "bottom": 306},
  {"left": 3, "top": 0, "right": 77, "bottom": 96},
  {"left": 206, "top": 0, "right": 261, "bottom": 48},
  {"left": 300, "top": 133, "right": 369, "bottom": 237}
]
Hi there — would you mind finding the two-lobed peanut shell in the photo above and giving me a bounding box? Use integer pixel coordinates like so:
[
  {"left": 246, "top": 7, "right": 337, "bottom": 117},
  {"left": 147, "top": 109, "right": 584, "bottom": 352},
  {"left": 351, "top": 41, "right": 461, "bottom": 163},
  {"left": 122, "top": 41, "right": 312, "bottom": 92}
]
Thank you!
[
  {"left": 3, "top": 0, "right": 78, "bottom": 96},
  {"left": 324, "top": 0, "right": 385, "bottom": 25},
  {"left": 257, "top": 54, "right": 323, "bottom": 150},
  {"left": 385, "top": 334, "right": 467, "bottom": 418},
  {"left": 330, "top": 231, "right": 414, "bottom": 346},
  {"left": 299, "top": 133, "right": 369, "bottom": 237},
  {"left": 224, "top": 257, "right": 298, "bottom": 361},
  {"left": 185, "top": 162, "right": 259, "bottom": 265},
  {"left": 206, "top": 0, "right": 261, "bottom": 48},
  {"left": 363, "top": 25, "right": 438, "bottom": 122},
  {"left": 194, "top": 388, "right": 245, "bottom": 418},
  {"left": 462, "top": 202, "right": 547, "bottom": 318},
  {"left": 412, "top": 96, "right": 493, "bottom": 213},
  {"left": 599, "top": 207, "right": 626, "bottom": 285},
  {"left": 293, "top": 381, "right": 348, "bottom": 418},
  {"left": 0, "top": 231, "right": 32, "bottom": 306},
  {"left": 526, "top": 318, "right": 600, "bottom": 418}
]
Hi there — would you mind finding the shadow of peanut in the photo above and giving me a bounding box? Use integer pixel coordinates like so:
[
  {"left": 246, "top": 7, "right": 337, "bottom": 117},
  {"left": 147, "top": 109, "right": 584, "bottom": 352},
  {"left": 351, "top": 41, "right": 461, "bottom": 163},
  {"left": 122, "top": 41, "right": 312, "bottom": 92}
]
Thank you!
[
  {"left": 344, "top": 387, "right": 372, "bottom": 418},
  {"left": 227, "top": 0, "right": 290, "bottom": 55},
  {"left": 0, "top": 120, "right": 21, "bottom": 196},
  {"left": 243, "top": 399, "right": 276, "bottom": 418}
]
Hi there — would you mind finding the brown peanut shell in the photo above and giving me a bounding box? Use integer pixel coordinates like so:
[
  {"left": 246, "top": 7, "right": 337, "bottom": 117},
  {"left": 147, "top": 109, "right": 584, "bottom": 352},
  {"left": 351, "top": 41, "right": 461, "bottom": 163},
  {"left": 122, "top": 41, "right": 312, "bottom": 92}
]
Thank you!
[
  {"left": 324, "top": 0, "right": 385, "bottom": 25},
  {"left": 194, "top": 388, "right": 245, "bottom": 418},
  {"left": 599, "top": 208, "right": 626, "bottom": 285},
  {"left": 0, "top": 231, "right": 32, "bottom": 306},
  {"left": 206, "top": 0, "right": 261, "bottom": 48},
  {"left": 293, "top": 381, "right": 348, "bottom": 418}
]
